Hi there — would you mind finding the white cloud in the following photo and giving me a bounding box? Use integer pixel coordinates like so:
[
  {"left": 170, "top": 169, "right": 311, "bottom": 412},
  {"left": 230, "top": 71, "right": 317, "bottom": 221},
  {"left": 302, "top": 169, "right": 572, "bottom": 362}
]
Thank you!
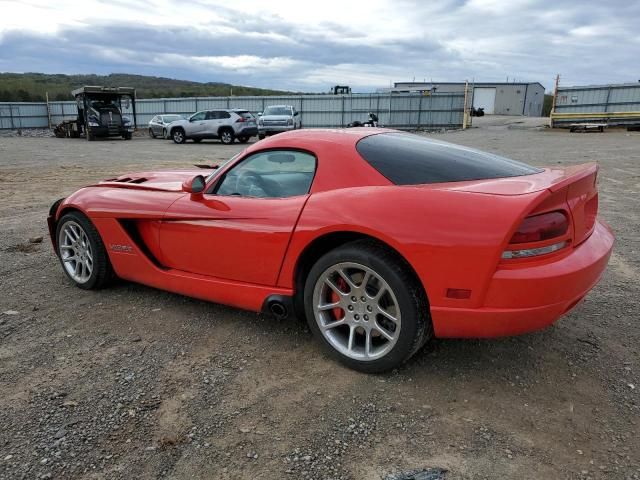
[{"left": 0, "top": 0, "right": 638, "bottom": 91}]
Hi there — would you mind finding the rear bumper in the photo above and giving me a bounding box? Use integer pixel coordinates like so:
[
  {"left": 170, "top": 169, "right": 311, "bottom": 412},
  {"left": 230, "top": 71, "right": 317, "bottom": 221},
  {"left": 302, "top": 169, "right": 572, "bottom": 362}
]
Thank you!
[
  {"left": 237, "top": 126, "right": 258, "bottom": 136},
  {"left": 431, "top": 220, "right": 614, "bottom": 338}
]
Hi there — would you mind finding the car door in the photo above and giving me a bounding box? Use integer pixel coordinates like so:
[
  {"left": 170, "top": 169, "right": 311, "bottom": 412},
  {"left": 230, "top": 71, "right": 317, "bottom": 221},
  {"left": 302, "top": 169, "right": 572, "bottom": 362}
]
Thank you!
[
  {"left": 202, "top": 110, "right": 220, "bottom": 138},
  {"left": 213, "top": 111, "right": 232, "bottom": 137},
  {"left": 186, "top": 111, "right": 207, "bottom": 137},
  {"left": 159, "top": 149, "right": 317, "bottom": 286}
]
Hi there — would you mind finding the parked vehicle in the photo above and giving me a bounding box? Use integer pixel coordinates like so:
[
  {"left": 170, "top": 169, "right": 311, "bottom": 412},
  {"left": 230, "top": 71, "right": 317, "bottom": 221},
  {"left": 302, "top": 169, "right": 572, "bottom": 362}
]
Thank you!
[
  {"left": 167, "top": 109, "right": 257, "bottom": 144},
  {"left": 471, "top": 106, "right": 485, "bottom": 117},
  {"left": 47, "top": 129, "right": 613, "bottom": 373},
  {"left": 347, "top": 112, "right": 379, "bottom": 128},
  {"left": 53, "top": 86, "right": 136, "bottom": 140},
  {"left": 258, "top": 105, "right": 301, "bottom": 139},
  {"left": 148, "top": 114, "right": 184, "bottom": 138}
]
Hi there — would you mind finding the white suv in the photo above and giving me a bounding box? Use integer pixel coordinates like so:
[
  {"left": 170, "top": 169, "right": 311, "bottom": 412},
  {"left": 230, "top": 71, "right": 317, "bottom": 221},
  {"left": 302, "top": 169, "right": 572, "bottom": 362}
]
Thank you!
[
  {"left": 258, "top": 105, "right": 301, "bottom": 139},
  {"left": 167, "top": 109, "right": 257, "bottom": 144}
]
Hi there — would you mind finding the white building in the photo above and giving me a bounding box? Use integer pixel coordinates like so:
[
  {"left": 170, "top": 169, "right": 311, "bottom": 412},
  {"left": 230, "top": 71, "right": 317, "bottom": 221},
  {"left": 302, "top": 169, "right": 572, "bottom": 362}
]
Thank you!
[{"left": 390, "top": 81, "right": 546, "bottom": 116}]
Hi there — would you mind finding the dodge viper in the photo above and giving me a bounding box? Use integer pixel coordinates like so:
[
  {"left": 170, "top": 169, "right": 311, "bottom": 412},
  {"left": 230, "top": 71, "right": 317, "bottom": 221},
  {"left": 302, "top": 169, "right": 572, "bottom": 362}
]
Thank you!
[{"left": 48, "top": 128, "right": 614, "bottom": 372}]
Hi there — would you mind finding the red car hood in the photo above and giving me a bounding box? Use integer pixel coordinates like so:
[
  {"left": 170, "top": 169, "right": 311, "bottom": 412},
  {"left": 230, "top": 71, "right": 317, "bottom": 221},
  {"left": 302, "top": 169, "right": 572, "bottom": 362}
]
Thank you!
[{"left": 97, "top": 169, "right": 215, "bottom": 192}]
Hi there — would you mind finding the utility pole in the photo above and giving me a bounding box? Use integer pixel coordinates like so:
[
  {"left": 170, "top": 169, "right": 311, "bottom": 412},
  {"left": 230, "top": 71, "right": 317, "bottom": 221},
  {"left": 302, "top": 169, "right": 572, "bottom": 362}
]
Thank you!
[
  {"left": 550, "top": 74, "right": 560, "bottom": 128},
  {"left": 45, "top": 91, "right": 52, "bottom": 129}
]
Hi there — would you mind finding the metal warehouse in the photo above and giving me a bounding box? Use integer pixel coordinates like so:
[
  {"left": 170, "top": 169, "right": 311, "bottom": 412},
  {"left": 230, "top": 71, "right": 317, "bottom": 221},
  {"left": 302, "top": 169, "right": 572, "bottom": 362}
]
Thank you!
[{"left": 391, "top": 81, "right": 546, "bottom": 116}]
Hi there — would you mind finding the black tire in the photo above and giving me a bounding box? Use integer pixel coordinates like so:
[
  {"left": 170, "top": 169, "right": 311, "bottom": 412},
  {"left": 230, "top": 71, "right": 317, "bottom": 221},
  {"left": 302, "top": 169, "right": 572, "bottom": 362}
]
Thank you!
[
  {"left": 123, "top": 132, "right": 132, "bottom": 140},
  {"left": 303, "top": 240, "right": 432, "bottom": 373},
  {"left": 237, "top": 136, "right": 249, "bottom": 144},
  {"left": 192, "top": 138, "right": 203, "bottom": 143},
  {"left": 219, "top": 128, "right": 235, "bottom": 145},
  {"left": 172, "top": 128, "right": 186, "bottom": 144},
  {"left": 258, "top": 134, "right": 265, "bottom": 140},
  {"left": 55, "top": 211, "right": 115, "bottom": 290},
  {"left": 149, "top": 128, "right": 156, "bottom": 138}
]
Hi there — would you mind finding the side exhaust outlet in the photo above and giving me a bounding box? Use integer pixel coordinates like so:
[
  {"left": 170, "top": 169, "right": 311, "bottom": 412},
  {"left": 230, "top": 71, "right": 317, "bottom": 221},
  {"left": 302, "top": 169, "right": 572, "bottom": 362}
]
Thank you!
[{"left": 269, "top": 301, "right": 288, "bottom": 320}]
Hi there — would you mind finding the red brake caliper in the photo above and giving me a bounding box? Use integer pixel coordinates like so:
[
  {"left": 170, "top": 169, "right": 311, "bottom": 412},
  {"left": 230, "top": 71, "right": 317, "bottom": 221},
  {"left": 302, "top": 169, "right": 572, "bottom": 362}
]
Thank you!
[{"left": 331, "top": 277, "right": 348, "bottom": 320}]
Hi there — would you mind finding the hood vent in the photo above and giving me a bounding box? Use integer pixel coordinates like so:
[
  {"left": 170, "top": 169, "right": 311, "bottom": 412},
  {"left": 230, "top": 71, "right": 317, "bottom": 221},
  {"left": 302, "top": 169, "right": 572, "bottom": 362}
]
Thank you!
[{"left": 113, "top": 177, "right": 147, "bottom": 184}]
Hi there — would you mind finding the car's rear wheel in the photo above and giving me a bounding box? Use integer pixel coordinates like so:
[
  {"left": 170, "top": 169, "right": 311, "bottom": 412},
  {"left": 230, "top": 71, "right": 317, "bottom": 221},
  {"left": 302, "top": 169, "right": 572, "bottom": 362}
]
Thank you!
[
  {"left": 172, "top": 128, "right": 186, "bottom": 144},
  {"left": 149, "top": 128, "right": 156, "bottom": 138},
  {"left": 237, "top": 136, "right": 249, "bottom": 143},
  {"left": 304, "top": 240, "right": 431, "bottom": 373},
  {"left": 219, "top": 128, "right": 235, "bottom": 145},
  {"left": 56, "top": 211, "right": 114, "bottom": 290}
]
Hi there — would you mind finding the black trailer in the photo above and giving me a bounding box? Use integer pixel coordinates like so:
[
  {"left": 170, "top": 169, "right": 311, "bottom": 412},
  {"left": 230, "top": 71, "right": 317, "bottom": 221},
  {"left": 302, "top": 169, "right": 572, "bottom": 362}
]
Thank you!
[{"left": 54, "top": 86, "right": 137, "bottom": 140}]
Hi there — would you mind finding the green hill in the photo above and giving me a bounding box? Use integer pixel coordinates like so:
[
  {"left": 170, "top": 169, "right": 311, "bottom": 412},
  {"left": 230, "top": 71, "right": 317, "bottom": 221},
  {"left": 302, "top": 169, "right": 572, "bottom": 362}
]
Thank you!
[{"left": 0, "top": 73, "right": 294, "bottom": 102}]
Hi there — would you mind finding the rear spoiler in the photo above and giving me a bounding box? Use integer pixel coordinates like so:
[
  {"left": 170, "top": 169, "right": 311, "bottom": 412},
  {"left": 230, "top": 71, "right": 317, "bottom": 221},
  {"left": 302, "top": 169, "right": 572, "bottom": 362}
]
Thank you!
[{"left": 548, "top": 163, "right": 598, "bottom": 193}]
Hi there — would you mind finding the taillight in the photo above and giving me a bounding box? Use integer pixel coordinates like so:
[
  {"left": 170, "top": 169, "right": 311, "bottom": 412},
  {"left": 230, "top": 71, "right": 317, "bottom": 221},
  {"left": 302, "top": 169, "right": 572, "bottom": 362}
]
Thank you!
[
  {"left": 510, "top": 211, "right": 568, "bottom": 244},
  {"left": 235, "top": 117, "right": 246, "bottom": 123},
  {"left": 502, "top": 211, "right": 569, "bottom": 259}
]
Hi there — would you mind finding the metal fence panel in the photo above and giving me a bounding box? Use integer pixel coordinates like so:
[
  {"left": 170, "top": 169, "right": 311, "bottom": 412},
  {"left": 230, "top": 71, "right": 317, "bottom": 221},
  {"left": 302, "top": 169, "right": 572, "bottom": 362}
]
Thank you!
[
  {"left": 552, "top": 83, "right": 640, "bottom": 126},
  {"left": 0, "top": 93, "right": 465, "bottom": 130}
]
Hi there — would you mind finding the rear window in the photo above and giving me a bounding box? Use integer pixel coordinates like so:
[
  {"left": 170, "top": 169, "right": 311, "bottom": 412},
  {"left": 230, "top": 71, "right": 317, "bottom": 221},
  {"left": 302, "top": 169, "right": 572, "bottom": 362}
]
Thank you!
[
  {"left": 356, "top": 132, "right": 542, "bottom": 185},
  {"left": 236, "top": 110, "right": 254, "bottom": 119}
]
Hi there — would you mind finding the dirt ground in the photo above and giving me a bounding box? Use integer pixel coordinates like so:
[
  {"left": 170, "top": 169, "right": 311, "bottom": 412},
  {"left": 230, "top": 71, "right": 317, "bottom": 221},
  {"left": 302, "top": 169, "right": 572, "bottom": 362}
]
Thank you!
[{"left": 0, "top": 118, "right": 638, "bottom": 480}]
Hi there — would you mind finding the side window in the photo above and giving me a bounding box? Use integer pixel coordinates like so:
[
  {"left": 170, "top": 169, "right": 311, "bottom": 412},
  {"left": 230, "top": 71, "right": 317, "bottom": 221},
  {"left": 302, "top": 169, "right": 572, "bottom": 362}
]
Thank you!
[
  {"left": 205, "top": 111, "right": 219, "bottom": 120},
  {"left": 219, "top": 111, "right": 231, "bottom": 119},
  {"left": 191, "top": 111, "right": 206, "bottom": 121},
  {"left": 215, "top": 150, "right": 316, "bottom": 198}
]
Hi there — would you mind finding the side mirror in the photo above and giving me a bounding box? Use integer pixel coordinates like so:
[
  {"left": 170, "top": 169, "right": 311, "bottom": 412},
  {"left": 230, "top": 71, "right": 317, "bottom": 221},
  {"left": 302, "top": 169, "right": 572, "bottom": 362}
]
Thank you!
[
  {"left": 257, "top": 112, "right": 262, "bottom": 117},
  {"left": 182, "top": 175, "right": 206, "bottom": 196}
]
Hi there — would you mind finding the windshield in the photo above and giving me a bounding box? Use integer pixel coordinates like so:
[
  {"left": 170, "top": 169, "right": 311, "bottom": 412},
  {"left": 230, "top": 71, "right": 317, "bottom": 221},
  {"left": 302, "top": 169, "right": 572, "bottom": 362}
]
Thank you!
[
  {"left": 90, "top": 100, "right": 119, "bottom": 110},
  {"left": 263, "top": 106, "right": 292, "bottom": 116},
  {"left": 205, "top": 153, "right": 240, "bottom": 182},
  {"left": 162, "top": 115, "right": 182, "bottom": 123}
]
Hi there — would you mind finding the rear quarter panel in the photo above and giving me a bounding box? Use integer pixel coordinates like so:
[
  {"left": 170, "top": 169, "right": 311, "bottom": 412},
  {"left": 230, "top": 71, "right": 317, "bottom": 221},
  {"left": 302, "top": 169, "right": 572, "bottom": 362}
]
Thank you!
[{"left": 278, "top": 186, "right": 542, "bottom": 309}]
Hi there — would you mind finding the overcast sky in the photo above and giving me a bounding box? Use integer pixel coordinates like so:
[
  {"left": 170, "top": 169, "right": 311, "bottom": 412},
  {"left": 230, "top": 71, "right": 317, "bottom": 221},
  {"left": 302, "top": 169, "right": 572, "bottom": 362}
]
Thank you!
[{"left": 0, "top": 0, "right": 638, "bottom": 92}]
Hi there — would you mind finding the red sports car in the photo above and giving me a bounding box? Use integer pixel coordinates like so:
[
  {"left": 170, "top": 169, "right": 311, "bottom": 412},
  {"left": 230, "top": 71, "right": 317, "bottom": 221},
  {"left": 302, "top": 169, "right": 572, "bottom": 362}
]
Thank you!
[{"left": 48, "top": 129, "right": 614, "bottom": 372}]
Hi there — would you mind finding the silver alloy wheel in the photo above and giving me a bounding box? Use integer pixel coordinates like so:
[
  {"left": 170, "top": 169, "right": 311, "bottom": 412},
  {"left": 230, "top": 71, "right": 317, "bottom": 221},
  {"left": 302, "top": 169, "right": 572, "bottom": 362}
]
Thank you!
[
  {"left": 312, "top": 262, "right": 401, "bottom": 361},
  {"left": 173, "top": 130, "right": 184, "bottom": 143},
  {"left": 58, "top": 221, "right": 93, "bottom": 284},
  {"left": 221, "top": 131, "right": 232, "bottom": 143}
]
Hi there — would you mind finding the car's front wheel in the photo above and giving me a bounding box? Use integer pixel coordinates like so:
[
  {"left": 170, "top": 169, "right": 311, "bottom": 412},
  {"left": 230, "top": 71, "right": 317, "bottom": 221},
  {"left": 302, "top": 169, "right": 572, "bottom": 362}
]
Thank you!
[
  {"left": 172, "top": 128, "right": 186, "bottom": 144},
  {"left": 149, "top": 128, "right": 156, "bottom": 138},
  {"left": 56, "top": 211, "right": 114, "bottom": 290},
  {"left": 304, "top": 240, "right": 431, "bottom": 373}
]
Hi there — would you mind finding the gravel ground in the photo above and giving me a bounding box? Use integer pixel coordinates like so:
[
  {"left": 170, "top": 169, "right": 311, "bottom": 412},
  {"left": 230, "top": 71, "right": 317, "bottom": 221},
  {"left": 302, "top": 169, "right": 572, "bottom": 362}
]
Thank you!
[{"left": 0, "top": 118, "right": 638, "bottom": 479}]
